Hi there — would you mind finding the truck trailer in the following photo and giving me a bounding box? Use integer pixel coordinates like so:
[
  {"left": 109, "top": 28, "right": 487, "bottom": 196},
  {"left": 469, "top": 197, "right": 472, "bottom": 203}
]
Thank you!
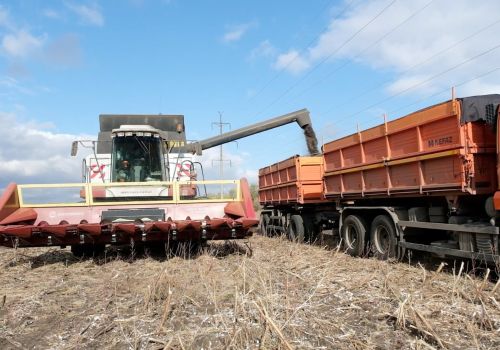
[{"left": 259, "top": 94, "right": 500, "bottom": 262}]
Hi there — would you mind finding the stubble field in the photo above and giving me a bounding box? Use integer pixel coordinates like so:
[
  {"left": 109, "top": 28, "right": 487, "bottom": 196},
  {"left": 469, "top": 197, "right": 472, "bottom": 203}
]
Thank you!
[{"left": 0, "top": 234, "right": 499, "bottom": 349}]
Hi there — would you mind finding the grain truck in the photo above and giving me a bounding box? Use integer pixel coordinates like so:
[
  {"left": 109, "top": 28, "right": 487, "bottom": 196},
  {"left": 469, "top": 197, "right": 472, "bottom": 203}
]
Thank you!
[{"left": 259, "top": 94, "right": 500, "bottom": 262}]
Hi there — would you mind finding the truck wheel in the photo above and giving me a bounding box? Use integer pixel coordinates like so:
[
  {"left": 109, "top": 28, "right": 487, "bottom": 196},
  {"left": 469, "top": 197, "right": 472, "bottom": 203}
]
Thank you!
[
  {"left": 370, "top": 215, "right": 397, "bottom": 260},
  {"left": 476, "top": 234, "right": 494, "bottom": 253},
  {"left": 287, "top": 215, "right": 305, "bottom": 243},
  {"left": 341, "top": 215, "right": 367, "bottom": 257},
  {"left": 303, "top": 215, "right": 316, "bottom": 243},
  {"left": 260, "top": 213, "right": 270, "bottom": 236}
]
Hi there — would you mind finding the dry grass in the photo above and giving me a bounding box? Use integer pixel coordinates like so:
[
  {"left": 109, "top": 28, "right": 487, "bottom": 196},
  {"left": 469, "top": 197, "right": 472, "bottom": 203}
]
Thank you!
[{"left": 0, "top": 235, "right": 499, "bottom": 349}]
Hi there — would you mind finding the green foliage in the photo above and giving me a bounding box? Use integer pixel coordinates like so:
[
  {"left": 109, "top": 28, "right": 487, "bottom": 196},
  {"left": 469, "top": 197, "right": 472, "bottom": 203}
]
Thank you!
[{"left": 250, "top": 183, "right": 261, "bottom": 212}]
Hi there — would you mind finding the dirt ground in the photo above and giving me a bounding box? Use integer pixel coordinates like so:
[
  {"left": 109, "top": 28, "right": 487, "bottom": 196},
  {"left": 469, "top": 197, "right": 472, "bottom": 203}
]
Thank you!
[{"left": 0, "top": 234, "right": 499, "bottom": 349}]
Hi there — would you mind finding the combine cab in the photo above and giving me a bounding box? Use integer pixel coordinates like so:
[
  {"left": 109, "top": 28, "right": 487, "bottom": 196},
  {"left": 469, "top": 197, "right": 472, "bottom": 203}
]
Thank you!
[{"left": 0, "top": 109, "right": 318, "bottom": 256}]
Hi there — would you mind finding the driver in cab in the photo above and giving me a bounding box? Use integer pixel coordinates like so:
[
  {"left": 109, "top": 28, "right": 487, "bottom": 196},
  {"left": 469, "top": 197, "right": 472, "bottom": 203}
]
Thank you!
[{"left": 117, "top": 160, "right": 130, "bottom": 182}]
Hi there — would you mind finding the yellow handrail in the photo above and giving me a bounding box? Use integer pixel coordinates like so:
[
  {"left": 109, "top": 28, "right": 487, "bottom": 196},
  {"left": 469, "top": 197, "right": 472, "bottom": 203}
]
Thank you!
[{"left": 16, "top": 180, "right": 242, "bottom": 208}]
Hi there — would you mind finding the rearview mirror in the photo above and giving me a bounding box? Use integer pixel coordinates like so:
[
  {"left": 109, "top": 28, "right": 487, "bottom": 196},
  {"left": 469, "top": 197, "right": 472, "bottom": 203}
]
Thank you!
[{"left": 71, "top": 141, "right": 78, "bottom": 156}]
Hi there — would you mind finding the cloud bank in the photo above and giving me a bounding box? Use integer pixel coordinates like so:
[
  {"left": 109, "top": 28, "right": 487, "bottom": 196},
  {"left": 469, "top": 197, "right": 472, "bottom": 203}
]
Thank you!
[
  {"left": 0, "top": 111, "right": 90, "bottom": 190},
  {"left": 273, "top": 0, "right": 500, "bottom": 95}
]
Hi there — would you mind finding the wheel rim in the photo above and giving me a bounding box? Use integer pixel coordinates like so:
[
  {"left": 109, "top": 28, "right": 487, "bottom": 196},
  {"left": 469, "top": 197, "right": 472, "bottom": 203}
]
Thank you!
[
  {"left": 373, "top": 224, "right": 390, "bottom": 254},
  {"left": 289, "top": 221, "right": 297, "bottom": 239},
  {"left": 345, "top": 224, "right": 358, "bottom": 249}
]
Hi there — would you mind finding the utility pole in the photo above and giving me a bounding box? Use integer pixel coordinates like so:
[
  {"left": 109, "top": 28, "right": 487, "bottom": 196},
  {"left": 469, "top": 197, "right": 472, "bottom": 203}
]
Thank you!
[{"left": 212, "top": 112, "right": 231, "bottom": 197}]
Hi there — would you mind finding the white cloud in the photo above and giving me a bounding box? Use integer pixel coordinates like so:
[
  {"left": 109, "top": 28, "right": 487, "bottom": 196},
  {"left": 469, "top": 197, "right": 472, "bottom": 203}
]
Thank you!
[
  {"left": 274, "top": 49, "right": 310, "bottom": 75},
  {"left": 0, "top": 76, "right": 34, "bottom": 95},
  {"left": 193, "top": 147, "right": 257, "bottom": 184},
  {"left": 385, "top": 74, "right": 433, "bottom": 96},
  {"left": 0, "top": 6, "right": 8, "bottom": 26},
  {"left": 66, "top": 3, "right": 104, "bottom": 27},
  {"left": 222, "top": 22, "right": 256, "bottom": 43},
  {"left": 2, "top": 30, "right": 46, "bottom": 58},
  {"left": 0, "top": 111, "right": 90, "bottom": 188},
  {"left": 274, "top": 0, "right": 500, "bottom": 94},
  {"left": 0, "top": 5, "right": 14, "bottom": 30},
  {"left": 248, "top": 40, "right": 276, "bottom": 61},
  {"left": 42, "top": 9, "right": 61, "bottom": 20},
  {"left": 0, "top": 7, "right": 45, "bottom": 59}
]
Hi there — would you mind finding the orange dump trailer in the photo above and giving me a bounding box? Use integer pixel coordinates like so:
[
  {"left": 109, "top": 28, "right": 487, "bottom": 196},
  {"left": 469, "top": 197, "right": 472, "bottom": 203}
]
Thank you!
[
  {"left": 259, "top": 94, "right": 500, "bottom": 263},
  {"left": 259, "top": 155, "right": 324, "bottom": 205},
  {"left": 323, "top": 98, "right": 496, "bottom": 198}
]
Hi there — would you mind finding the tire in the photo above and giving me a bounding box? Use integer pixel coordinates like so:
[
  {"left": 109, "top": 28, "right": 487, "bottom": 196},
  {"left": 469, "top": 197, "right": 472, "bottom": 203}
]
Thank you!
[
  {"left": 71, "top": 244, "right": 105, "bottom": 258},
  {"left": 287, "top": 215, "right": 305, "bottom": 243},
  {"left": 370, "top": 215, "right": 397, "bottom": 260},
  {"left": 341, "top": 215, "right": 367, "bottom": 257},
  {"left": 476, "top": 233, "right": 494, "bottom": 253},
  {"left": 260, "top": 213, "right": 270, "bottom": 236},
  {"left": 303, "top": 215, "right": 317, "bottom": 243}
]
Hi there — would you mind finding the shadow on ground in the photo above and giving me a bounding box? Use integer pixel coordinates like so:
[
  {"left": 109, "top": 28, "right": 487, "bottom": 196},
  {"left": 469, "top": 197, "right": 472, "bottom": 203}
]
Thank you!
[{"left": 3, "top": 240, "right": 253, "bottom": 269}]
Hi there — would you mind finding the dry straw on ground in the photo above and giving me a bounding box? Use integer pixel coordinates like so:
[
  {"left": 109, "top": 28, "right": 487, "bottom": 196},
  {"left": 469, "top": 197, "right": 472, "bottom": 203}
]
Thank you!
[{"left": 0, "top": 235, "right": 499, "bottom": 349}]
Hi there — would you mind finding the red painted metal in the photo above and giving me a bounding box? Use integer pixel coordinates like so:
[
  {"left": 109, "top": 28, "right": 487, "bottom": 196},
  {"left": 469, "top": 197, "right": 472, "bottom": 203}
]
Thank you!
[
  {"left": 3, "top": 225, "right": 33, "bottom": 239},
  {"left": 78, "top": 223, "right": 105, "bottom": 236},
  {"left": 0, "top": 183, "right": 19, "bottom": 222},
  {"left": 224, "top": 201, "right": 247, "bottom": 218},
  {"left": 113, "top": 223, "right": 136, "bottom": 235},
  {"left": 206, "top": 218, "right": 228, "bottom": 229},
  {"left": 240, "top": 178, "right": 257, "bottom": 219},
  {"left": 0, "top": 208, "right": 38, "bottom": 225},
  {"left": 0, "top": 217, "right": 254, "bottom": 248},
  {"left": 41, "top": 224, "right": 76, "bottom": 238},
  {"left": 0, "top": 178, "right": 257, "bottom": 248},
  {"left": 236, "top": 217, "right": 259, "bottom": 229}
]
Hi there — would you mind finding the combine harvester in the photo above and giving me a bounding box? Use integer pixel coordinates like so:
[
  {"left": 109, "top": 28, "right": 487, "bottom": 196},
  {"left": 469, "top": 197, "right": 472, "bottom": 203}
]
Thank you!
[
  {"left": 0, "top": 110, "right": 318, "bottom": 256},
  {"left": 259, "top": 93, "right": 500, "bottom": 263}
]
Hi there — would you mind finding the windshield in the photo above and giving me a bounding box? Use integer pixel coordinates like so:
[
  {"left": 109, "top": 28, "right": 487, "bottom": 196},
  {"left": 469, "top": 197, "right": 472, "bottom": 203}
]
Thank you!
[{"left": 111, "top": 136, "right": 164, "bottom": 182}]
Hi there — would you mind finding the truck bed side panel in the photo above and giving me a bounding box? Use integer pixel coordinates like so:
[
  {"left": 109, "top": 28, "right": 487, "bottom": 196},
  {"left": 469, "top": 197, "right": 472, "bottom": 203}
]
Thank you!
[
  {"left": 323, "top": 99, "right": 497, "bottom": 198},
  {"left": 259, "top": 156, "right": 324, "bottom": 205}
]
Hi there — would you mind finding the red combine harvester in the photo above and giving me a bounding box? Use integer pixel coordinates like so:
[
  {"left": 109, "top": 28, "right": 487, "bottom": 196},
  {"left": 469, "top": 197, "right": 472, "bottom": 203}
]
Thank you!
[
  {"left": 259, "top": 94, "right": 500, "bottom": 263},
  {"left": 0, "top": 109, "right": 318, "bottom": 256}
]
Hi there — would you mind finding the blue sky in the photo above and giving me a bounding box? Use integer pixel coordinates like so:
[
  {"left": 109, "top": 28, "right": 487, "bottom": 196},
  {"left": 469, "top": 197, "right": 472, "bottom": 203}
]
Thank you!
[{"left": 1, "top": 0, "right": 500, "bottom": 189}]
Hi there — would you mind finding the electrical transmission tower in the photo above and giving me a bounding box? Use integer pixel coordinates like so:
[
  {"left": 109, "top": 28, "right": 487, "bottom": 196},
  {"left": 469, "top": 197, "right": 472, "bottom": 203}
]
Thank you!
[{"left": 212, "top": 112, "right": 231, "bottom": 197}]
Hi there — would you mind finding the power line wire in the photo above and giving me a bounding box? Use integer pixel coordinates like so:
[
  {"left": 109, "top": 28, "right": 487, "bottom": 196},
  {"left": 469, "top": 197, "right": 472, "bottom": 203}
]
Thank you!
[
  {"left": 247, "top": 0, "right": 351, "bottom": 104},
  {"left": 254, "top": 0, "right": 398, "bottom": 117},
  {"left": 332, "top": 41, "right": 500, "bottom": 121},
  {"left": 277, "top": 66, "right": 500, "bottom": 153},
  {"left": 331, "top": 66, "right": 500, "bottom": 137},
  {"left": 387, "top": 67, "right": 500, "bottom": 116},
  {"left": 320, "top": 17, "right": 500, "bottom": 116},
  {"left": 285, "top": 0, "right": 436, "bottom": 104}
]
